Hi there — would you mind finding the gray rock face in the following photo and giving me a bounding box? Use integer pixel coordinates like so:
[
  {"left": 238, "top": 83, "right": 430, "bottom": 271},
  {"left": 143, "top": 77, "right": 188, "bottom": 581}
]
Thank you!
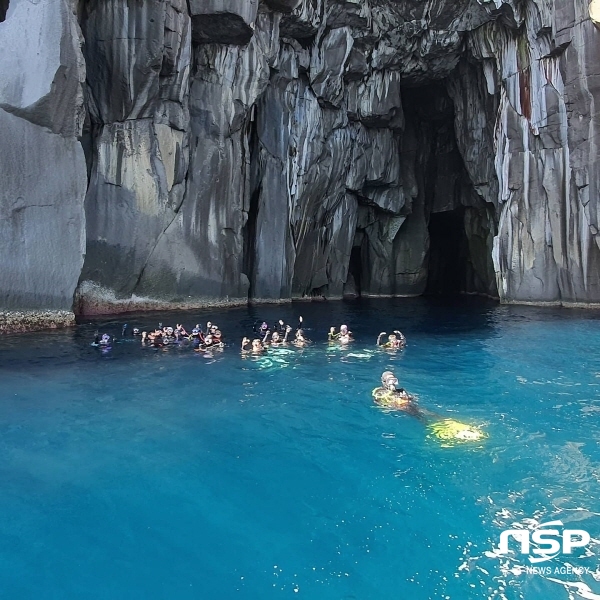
[
  {"left": 0, "top": 0, "right": 86, "bottom": 315},
  {"left": 3, "top": 0, "right": 600, "bottom": 323},
  {"left": 189, "top": 0, "right": 259, "bottom": 44},
  {"left": 76, "top": 0, "right": 193, "bottom": 313}
]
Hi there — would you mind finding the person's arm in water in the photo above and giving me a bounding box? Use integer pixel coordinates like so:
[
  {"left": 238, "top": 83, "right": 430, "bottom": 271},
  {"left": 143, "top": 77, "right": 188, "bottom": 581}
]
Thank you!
[
  {"left": 262, "top": 330, "right": 270, "bottom": 345},
  {"left": 283, "top": 325, "right": 292, "bottom": 343},
  {"left": 394, "top": 330, "right": 406, "bottom": 344},
  {"left": 377, "top": 332, "right": 386, "bottom": 346}
]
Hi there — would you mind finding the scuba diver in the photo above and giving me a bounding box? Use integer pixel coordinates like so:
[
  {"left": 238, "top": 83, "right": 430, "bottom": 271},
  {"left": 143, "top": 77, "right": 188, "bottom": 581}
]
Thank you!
[
  {"left": 372, "top": 371, "right": 424, "bottom": 419},
  {"left": 376, "top": 330, "right": 406, "bottom": 349},
  {"left": 329, "top": 324, "right": 353, "bottom": 344}
]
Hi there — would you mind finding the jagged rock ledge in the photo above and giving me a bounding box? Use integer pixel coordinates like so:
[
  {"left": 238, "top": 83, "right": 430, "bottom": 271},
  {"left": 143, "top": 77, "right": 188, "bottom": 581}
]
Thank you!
[
  {"left": 0, "top": 311, "right": 76, "bottom": 334},
  {"left": 499, "top": 300, "right": 600, "bottom": 309},
  {"left": 74, "top": 282, "right": 250, "bottom": 316}
]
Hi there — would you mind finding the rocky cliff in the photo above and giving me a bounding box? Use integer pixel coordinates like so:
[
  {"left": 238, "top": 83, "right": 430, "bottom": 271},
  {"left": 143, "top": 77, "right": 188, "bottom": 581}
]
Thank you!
[{"left": 1, "top": 0, "right": 600, "bottom": 325}]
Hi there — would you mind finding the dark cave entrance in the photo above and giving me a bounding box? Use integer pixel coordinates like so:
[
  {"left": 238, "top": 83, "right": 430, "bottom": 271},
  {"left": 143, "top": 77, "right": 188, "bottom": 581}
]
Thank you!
[
  {"left": 401, "top": 81, "right": 497, "bottom": 299},
  {"left": 347, "top": 245, "right": 362, "bottom": 296},
  {"left": 0, "top": 0, "right": 9, "bottom": 22},
  {"left": 426, "top": 208, "right": 468, "bottom": 295}
]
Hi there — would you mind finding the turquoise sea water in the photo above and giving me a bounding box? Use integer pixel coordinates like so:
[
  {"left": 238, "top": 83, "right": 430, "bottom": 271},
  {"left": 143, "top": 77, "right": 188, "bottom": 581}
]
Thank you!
[{"left": 1, "top": 298, "right": 600, "bottom": 599}]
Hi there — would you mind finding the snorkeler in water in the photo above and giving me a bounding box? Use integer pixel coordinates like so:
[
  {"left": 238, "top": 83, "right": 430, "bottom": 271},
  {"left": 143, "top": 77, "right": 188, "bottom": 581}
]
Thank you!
[
  {"left": 372, "top": 371, "right": 424, "bottom": 419},
  {"left": 371, "top": 371, "right": 487, "bottom": 443},
  {"left": 376, "top": 330, "right": 406, "bottom": 349},
  {"left": 264, "top": 326, "right": 292, "bottom": 347},
  {"left": 329, "top": 324, "right": 353, "bottom": 344},
  {"left": 253, "top": 320, "right": 270, "bottom": 337},
  {"left": 293, "top": 328, "right": 310, "bottom": 347},
  {"left": 241, "top": 337, "right": 266, "bottom": 354},
  {"left": 92, "top": 332, "right": 113, "bottom": 347}
]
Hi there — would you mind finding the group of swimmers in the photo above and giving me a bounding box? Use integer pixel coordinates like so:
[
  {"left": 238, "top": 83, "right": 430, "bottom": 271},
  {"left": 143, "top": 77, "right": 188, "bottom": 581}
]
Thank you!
[
  {"left": 92, "top": 317, "right": 408, "bottom": 356},
  {"left": 93, "top": 322, "right": 225, "bottom": 351},
  {"left": 91, "top": 320, "right": 484, "bottom": 441}
]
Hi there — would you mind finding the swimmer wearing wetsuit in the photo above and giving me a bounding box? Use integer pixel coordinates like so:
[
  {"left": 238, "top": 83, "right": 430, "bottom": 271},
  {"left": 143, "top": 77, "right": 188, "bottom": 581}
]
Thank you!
[
  {"left": 372, "top": 371, "right": 424, "bottom": 420},
  {"left": 376, "top": 330, "right": 406, "bottom": 349},
  {"left": 241, "top": 337, "right": 265, "bottom": 354},
  {"left": 329, "top": 324, "right": 353, "bottom": 344}
]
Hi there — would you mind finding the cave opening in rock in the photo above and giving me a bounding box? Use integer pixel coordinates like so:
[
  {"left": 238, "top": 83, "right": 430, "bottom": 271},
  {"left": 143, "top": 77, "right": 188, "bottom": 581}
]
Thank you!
[
  {"left": 0, "top": 0, "right": 9, "bottom": 22},
  {"left": 347, "top": 245, "right": 362, "bottom": 296},
  {"left": 400, "top": 81, "right": 498, "bottom": 299},
  {"left": 243, "top": 187, "right": 261, "bottom": 300},
  {"left": 426, "top": 208, "right": 468, "bottom": 295}
]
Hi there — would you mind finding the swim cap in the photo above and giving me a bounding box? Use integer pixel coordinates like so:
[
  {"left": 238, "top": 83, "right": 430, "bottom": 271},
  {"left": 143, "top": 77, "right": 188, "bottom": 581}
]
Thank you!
[
  {"left": 133, "top": 328, "right": 140, "bottom": 334},
  {"left": 101, "top": 334, "right": 110, "bottom": 343}
]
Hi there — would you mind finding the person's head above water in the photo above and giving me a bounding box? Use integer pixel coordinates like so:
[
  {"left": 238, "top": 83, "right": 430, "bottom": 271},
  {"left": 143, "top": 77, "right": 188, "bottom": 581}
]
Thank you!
[
  {"left": 272, "top": 332, "right": 280, "bottom": 342},
  {"left": 340, "top": 324, "right": 348, "bottom": 334},
  {"left": 381, "top": 371, "right": 398, "bottom": 390}
]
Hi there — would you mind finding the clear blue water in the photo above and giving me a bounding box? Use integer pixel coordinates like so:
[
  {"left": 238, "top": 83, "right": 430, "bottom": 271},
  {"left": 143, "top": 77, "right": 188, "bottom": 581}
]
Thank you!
[{"left": 1, "top": 298, "right": 600, "bottom": 599}]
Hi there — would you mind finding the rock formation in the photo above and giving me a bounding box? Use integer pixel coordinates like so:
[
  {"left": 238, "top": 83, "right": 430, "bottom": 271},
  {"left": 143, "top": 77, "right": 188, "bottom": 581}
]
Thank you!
[
  {"left": 1, "top": 0, "right": 600, "bottom": 325},
  {"left": 0, "top": 0, "right": 86, "bottom": 328}
]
